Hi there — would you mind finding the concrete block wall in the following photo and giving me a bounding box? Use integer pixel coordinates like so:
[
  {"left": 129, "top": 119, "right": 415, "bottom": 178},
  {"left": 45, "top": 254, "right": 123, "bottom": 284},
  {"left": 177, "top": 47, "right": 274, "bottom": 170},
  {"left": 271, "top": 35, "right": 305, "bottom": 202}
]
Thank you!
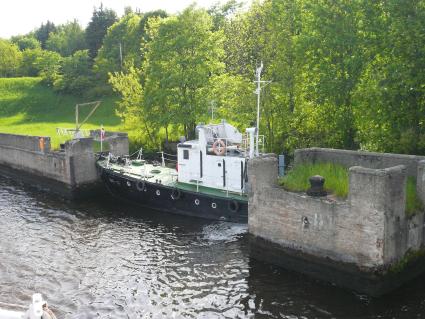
[
  {"left": 249, "top": 155, "right": 419, "bottom": 269},
  {"left": 295, "top": 147, "right": 425, "bottom": 222},
  {"left": 0, "top": 133, "right": 129, "bottom": 196},
  {"left": 108, "top": 135, "right": 129, "bottom": 156},
  {"left": 0, "top": 133, "right": 51, "bottom": 153},
  {"left": 64, "top": 138, "right": 98, "bottom": 187},
  {"left": 0, "top": 135, "right": 68, "bottom": 184}
]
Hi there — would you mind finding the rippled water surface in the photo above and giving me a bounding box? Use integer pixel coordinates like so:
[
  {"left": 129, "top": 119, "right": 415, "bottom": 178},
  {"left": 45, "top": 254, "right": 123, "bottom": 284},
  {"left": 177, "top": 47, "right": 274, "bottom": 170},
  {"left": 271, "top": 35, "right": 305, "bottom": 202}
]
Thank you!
[{"left": 1, "top": 176, "right": 425, "bottom": 318}]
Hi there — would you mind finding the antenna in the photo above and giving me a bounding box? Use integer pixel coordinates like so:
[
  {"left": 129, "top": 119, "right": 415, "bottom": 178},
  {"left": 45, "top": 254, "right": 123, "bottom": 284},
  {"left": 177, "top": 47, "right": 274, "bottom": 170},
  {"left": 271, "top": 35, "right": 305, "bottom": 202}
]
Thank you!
[
  {"left": 209, "top": 100, "right": 215, "bottom": 121},
  {"left": 254, "top": 62, "right": 271, "bottom": 156}
]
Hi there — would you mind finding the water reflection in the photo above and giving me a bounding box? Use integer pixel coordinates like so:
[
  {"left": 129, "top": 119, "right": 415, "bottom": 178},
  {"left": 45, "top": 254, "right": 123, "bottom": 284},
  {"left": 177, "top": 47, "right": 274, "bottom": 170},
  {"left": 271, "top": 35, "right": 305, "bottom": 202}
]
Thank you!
[{"left": 0, "top": 176, "right": 424, "bottom": 318}]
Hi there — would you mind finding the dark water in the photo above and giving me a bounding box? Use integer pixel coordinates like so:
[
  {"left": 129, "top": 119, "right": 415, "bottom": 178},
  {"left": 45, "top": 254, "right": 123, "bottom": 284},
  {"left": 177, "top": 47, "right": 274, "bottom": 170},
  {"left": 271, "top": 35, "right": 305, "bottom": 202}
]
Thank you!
[{"left": 1, "top": 176, "right": 425, "bottom": 318}]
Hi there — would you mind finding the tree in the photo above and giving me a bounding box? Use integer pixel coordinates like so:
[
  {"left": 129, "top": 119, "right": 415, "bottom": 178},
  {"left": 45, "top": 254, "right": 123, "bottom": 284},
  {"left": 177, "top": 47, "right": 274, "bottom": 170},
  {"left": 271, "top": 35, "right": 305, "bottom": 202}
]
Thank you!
[
  {"left": 20, "top": 48, "right": 45, "bottom": 76},
  {"left": 142, "top": 6, "right": 225, "bottom": 140},
  {"left": 46, "top": 20, "right": 86, "bottom": 56},
  {"left": 11, "top": 35, "right": 41, "bottom": 51},
  {"left": 109, "top": 66, "right": 159, "bottom": 148},
  {"left": 294, "top": 0, "right": 364, "bottom": 150},
  {"left": 53, "top": 50, "right": 93, "bottom": 94},
  {"left": 34, "top": 21, "right": 57, "bottom": 49},
  {"left": 353, "top": 0, "right": 425, "bottom": 154},
  {"left": 94, "top": 12, "right": 142, "bottom": 81},
  {"left": 208, "top": 0, "right": 243, "bottom": 30},
  {"left": 85, "top": 4, "right": 117, "bottom": 59},
  {"left": 94, "top": 10, "right": 167, "bottom": 85},
  {"left": 0, "top": 39, "right": 22, "bottom": 77},
  {"left": 34, "top": 50, "right": 62, "bottom": 86}
]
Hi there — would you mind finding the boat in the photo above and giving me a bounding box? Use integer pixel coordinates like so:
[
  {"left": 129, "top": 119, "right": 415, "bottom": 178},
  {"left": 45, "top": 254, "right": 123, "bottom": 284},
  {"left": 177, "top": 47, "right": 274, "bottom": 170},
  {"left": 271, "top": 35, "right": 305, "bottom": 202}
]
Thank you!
[
  {"left": 0, "top": 293, "right": 56, "bottom": 319},
  {"left": 96, "top": 63, "right": 268, "bottom": 223}
]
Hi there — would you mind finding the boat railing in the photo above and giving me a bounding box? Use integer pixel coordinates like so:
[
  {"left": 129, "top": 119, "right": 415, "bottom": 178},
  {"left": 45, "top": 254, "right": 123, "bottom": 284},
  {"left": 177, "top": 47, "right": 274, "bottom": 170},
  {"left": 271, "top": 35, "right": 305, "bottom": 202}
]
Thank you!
[
  {"left": 242, "top": 134, "right": 265, "bottom": 156},
  {"left": 158, "top": 151, "right": 177, "bottom": 167}
]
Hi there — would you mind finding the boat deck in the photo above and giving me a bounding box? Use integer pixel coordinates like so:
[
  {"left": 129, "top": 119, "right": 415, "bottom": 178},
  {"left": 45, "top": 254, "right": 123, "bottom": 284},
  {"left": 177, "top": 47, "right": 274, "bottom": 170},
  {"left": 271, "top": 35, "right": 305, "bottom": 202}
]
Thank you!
[{"left": 99, "top": 160, "right": 247, "bottom": 201}]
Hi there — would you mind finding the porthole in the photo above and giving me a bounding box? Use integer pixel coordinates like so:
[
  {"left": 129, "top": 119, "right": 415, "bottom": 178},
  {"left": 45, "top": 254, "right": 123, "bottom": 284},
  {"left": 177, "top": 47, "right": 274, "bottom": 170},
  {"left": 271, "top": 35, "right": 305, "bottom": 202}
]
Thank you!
[
  {"left": 156, "top": 190, "right": 161, "bottom": 196},
  {"left": 126, "top": 181, "right": 131, "bottom": 187},
  {"left": 194, "top": 199, "right": 200, "bottom": 206},
  {"left": 211, "top": 202, "right": 217, "bottom": 209}
]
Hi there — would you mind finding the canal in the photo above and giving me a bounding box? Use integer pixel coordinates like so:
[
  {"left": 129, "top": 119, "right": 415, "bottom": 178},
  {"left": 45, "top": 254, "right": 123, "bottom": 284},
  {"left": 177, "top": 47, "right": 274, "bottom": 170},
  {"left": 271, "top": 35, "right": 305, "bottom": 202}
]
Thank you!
[{"left": 0, "top": 176, "right": 424, "bottom": 318}]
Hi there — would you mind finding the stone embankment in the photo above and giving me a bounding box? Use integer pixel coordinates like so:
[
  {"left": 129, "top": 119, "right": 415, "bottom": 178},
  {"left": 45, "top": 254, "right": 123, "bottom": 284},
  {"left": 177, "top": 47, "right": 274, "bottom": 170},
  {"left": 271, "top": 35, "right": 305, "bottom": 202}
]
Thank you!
[
  {"left": 248, "top": 148, "right": 425, "bottom": 295},
  {"left": 0, "top": 132, "right": 128, "bottom": 198}
]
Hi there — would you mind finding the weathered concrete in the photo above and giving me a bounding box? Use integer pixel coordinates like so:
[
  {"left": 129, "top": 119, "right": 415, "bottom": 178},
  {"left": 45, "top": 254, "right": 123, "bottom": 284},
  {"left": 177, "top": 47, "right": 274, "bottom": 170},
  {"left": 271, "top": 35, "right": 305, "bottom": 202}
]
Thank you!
[
  {"left": 248, "top": 151, "right": 425, "bottom": 295},
  {"left": 108, "top": 135, "right": 129, "bottom": 156},
  {"left": 0, "top": 133, "right": 129, "bottom": 198}
]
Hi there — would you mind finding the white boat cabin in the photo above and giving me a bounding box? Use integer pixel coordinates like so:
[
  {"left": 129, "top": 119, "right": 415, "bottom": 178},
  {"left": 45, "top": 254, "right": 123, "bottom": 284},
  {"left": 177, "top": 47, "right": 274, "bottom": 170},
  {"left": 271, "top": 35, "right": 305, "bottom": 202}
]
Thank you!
[{"left": 177, "top": 120, "right": 258, "bottom": 194}]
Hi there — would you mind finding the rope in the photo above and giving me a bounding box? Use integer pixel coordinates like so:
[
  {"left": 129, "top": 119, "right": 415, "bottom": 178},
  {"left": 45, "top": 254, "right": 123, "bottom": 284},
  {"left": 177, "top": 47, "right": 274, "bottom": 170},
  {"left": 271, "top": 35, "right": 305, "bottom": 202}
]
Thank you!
[
  {"left": 157, "top": 152, "right": 177, "bottom": 157},
  {"left": 0, "top": 301, "right": 27, "bottom": 309}
]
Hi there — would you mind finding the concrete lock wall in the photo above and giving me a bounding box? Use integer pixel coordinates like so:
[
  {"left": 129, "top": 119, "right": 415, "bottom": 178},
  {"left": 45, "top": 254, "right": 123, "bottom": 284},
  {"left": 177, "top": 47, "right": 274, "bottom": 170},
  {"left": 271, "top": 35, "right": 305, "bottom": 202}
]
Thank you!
[
  {"left": 295, "top": 147, "right": 425, "bottom": 220},
  {"left": 248, "top": 154, "right": 422, "bottom": 270},
  {"left": 0, "top": 133, "right": 129, "bottom": 197}
]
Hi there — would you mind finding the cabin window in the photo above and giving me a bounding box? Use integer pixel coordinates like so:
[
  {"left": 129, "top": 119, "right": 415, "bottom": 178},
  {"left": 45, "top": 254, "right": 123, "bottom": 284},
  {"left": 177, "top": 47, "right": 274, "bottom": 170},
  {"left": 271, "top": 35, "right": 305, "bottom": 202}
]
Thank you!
[{"left": 183, "top": 150, "right": 189, "bottom": 160}]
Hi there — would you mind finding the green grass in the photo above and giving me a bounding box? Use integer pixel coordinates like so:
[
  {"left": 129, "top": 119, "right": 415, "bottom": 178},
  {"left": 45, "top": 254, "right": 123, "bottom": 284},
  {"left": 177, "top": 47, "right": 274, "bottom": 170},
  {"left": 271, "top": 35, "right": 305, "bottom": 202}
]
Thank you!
[
  {"left": 0, "top": 77, "right": 122, "bottom": 149},
  {"left": 406, "top": 177, "right": 424, "bottom": 216},
  {"left": 279, "top": 162, "right": 424, "bottom": 215},
  {"left": 279, "top": 162, "right": 349, "bottom": 198}
]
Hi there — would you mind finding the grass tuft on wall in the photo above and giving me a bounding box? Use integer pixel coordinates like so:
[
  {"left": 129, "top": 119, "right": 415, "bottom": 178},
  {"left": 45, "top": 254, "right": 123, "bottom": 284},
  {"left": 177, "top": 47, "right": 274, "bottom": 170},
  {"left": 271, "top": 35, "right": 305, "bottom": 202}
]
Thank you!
[{"left": 279, "top": 162, "right": 423, "bottom": 215}]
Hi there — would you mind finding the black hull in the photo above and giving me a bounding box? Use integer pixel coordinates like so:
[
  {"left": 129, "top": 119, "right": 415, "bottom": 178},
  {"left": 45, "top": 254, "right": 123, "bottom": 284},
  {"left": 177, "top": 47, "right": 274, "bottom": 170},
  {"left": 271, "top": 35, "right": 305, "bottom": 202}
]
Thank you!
[{"left": 100, "top": 168, "right": 248, "bottom": 223}]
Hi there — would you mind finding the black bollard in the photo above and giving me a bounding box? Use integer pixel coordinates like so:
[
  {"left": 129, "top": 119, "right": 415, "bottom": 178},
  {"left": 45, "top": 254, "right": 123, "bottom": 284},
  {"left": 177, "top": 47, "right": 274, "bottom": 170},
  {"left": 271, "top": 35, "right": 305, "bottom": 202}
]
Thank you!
[{"left": 307, "top": 175, "right": 327, "bottom": 197}]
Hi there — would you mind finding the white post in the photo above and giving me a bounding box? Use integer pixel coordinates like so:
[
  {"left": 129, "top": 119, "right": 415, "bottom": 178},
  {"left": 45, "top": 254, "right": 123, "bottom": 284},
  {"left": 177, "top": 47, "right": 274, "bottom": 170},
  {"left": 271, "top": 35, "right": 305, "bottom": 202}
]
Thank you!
[
  {"left": 255, "top": 62, "right": 263, "bottom": 156},
  {"left": 100, "top": 125, "right": 103, "bottom": 152},
  {"left": 161, "top": 151, "right": 165, "bottom": 167}
]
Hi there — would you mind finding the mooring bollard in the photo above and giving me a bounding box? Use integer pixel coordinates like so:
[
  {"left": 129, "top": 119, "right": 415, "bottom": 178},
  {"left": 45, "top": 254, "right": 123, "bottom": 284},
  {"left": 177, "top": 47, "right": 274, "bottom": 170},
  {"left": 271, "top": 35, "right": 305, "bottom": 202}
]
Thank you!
[{"left": 307, "top": 175, "right": 327, "bottom": 197}]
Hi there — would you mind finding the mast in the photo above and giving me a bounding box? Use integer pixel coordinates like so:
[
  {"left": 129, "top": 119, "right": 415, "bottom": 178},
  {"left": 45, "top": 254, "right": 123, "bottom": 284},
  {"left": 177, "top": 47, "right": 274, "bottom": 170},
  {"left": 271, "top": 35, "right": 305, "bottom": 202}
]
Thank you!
[
  {"left": 255, "top": 62, "right": 263, "bottom": 156},
  {"left": 254, "top": 62, "right": 271, "bottom": 156}
]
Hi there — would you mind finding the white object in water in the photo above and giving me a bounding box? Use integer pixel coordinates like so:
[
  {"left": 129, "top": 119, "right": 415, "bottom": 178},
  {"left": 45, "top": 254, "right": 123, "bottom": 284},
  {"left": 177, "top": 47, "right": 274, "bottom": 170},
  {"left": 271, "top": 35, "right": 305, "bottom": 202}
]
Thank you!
[{"left": 0, "top": 293, "right": 44, "bottom": 319}]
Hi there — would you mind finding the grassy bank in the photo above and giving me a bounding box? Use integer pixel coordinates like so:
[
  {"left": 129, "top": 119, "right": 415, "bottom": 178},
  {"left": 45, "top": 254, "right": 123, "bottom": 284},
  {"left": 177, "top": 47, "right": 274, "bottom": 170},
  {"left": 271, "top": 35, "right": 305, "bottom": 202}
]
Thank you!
[
  {"left": 0, "top": 77, "right": 122, "bottom": 149},
  {"left": 279, "top": 162, "right": 423, "bottom": 215}
]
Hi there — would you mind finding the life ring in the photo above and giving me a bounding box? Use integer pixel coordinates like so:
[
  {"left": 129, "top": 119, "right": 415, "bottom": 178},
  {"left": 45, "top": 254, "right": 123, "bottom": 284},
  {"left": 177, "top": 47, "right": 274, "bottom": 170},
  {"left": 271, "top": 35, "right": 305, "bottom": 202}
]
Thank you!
[
  {"left": 136, "top": 180, "right": 146, "bottom": 191},
  {"left": 228, "top": 200, "right": 239, "bottom": 213},
  {"left": 171, "top": 188, "right": 181, "bottom": 200},
  {"left": 212, "top": 139, "right": 226, "bottom": 156}
]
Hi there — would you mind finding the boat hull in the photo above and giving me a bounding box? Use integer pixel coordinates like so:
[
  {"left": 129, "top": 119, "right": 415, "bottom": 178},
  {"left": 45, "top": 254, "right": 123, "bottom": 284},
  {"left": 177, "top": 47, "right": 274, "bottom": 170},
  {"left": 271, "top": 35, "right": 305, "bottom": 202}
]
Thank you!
[{"left": 100, "top": 168, "right": 248, "bottom": 223}]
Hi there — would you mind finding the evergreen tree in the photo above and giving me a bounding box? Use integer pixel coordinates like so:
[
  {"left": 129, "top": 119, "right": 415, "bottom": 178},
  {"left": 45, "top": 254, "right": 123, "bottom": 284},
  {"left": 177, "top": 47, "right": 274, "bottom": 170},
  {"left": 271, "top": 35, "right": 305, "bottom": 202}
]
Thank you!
[
  {"left": 34, "top": 21, "right": 56, "bottom": 49},
  {"left": 85, "top": 4, "right": 117, "bottom": 59}
]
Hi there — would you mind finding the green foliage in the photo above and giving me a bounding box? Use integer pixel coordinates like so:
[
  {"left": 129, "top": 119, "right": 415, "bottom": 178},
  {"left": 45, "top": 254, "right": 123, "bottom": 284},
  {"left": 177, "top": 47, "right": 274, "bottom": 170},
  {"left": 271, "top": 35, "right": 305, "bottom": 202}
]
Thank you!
[
  {"left": 109, "top": 65, "right": 160, "bottom": 149},
  {"left": 353, "top": 1, "right": 425, "bottom": 155},
  {"left": 54, "top": 50, "right": 93, "bottom": 94},
  {"left": 94, "top": 13, "right": 142, "bottom": 82},
  {"left": 34, "top": 21, "right": 57, "bottom": 49},
  {"left": 20, "top": 48, "right": 45, "bottom": 76},
  {"left": 3, "top": 1, "right": 425, "bottom": 157},
  {"left": 46, "top": 20, "right": 87, "bottom": 56},
  {"left": 406, "top": 177, "right": 424, "bottom": 216},
  {"left": 279, "top": 162, "right": 349, "bottom": 198},
  {"left": 208, "top": 0, "right": 243, "bottom": 30},
  {"left": 34, "top": 50, "right": 62, "bottom": 86},
  {"left": 94, "top": 10, "right": 167, "bottom": 86},
  {"left": 0, "top": 39, "right": 22, "bottom": 77},
  {"left": 85, "top": 4, "right": 118, "bottom": 59},
  {"left": 11, "top": 35, "right": 41, "bottom": 51},
  {"left": 141, "top": 6, "right": 225, "bottom": 139},
  {"left": 389, "top": 248, "right": 425, "bottom": 274}
]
